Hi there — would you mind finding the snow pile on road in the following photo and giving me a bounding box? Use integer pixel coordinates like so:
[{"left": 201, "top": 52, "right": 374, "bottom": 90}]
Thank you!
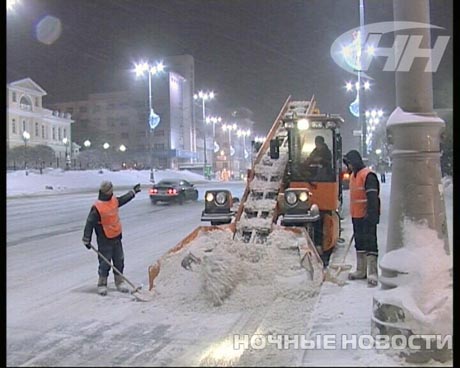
[
  {"left": 377, "top": 218, "right": 453, "bottom": 337},
  {"left": 153, "top": 227, "right": 321, "bottom": 313}
]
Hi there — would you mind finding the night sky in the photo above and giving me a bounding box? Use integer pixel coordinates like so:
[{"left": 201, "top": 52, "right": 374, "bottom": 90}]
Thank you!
[{"left": 7, "top": 0, "right": 453, "bottom": 151}]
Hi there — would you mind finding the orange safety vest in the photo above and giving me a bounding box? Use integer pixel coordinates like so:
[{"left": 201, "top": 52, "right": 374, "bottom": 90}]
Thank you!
[
  {"left": 94, "top": 197, "right": 122, "bottom": 239},
  {"left": 349, "top": 167, "right": 372, "bottom": 219}
]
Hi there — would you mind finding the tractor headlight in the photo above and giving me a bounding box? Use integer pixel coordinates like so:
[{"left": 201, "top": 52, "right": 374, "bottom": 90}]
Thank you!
[
  {"left": 285, "top": 191, "right": 298, "bottom": 205},
  {"left": 298, "top": 191, "right": 309, "bottom": 202},
  {"left": 206, "top": 192, "right": 214, "bottom": 202},
  {"left": 216, "top": 192, "right": 227, "bottom": 205}
]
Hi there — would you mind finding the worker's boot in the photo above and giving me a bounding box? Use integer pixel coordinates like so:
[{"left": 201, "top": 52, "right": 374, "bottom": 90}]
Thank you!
[
  {"left": 97, "top": 276, "right": 108, "bottom": 296},
  {"left": 367, "top": 253, "right": 379, "bottom": 287},
  {"left": 114, "top": 275, "right": 130, "bottom": 293},
  {"left": 348, "top": 251, "right": 367, "bottom": 280}
]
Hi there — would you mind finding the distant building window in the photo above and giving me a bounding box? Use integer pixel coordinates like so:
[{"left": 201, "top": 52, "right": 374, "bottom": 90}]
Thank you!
[
  {"left": 35, "top": 122, "right": 39, "bottom": 136},
  {"left": 35, "top": 97, "right": 39, "bottom": 107},
  {"left": 63, "top": 128, "right": 67, "bottom": 138},
  {"left": 58, "top": 128, "right": 61, "bottom": 140},
  {"left": 12, "top": 119, "right": 16, "bottom": 134},
  {"left": 79, "top": 106, "right": 88, "bottom": 113},
  {"left": 42, "top": 125, "right": 45, "bottom": 138},
  {"left": 22, "top": 120, "right": 26, "bottom": 132},
  {"left": 12, "top": 92, "right": 17, "bottom": 102},
  {"left": 66, "top": 107, "right": 74, "bottom": 114},
  {"left": 19, "top": 96, "right": 33, "bottom": 111},
  {"left": 154, "top": 143, "right": 165, "bottom": 151},
  {"left": 52, "top": 127, "right": 56, "bottom": 140},
  {"left": 80, "top": 119, "right": 89, "bottom": 127},
  {"left": 154, "top": 129, "right": 165, "bottom": 137}
]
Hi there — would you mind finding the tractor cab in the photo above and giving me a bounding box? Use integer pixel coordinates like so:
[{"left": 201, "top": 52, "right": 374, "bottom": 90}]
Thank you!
[{"left": 278, "top": 106, "right": 344, "bottom": 266}]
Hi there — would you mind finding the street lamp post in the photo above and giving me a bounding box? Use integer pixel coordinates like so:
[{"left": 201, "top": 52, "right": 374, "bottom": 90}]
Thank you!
[
  {"left": 222, "top": 123, "right": 237, "bottom": 177},
  {"left": 22, "top": 130, "right": 30, "bottom": 175},
  {"left": 206, "top": 115, "right": 222, "bottom": 175},
  {"left": 103, "top": 142, "right": 110, "bottom": 169},
  {"left": 134, "top": 60, "right": 165, "bottom": 180},
  {"left": 194, "top": 90, "right": 215, "bottom": 179},
  {"left": 83, "top": 140, "right": 91, "bottom": 169},
  {"left": 346, "top": 79, "right": 371, "bottom": 157},
  {"left": 237, "top": 128, "right": 251, "bottom": 171},
  {"left": 62, "top": 137, "right": 70, "bottom": 170},
  {"left": 119, "top": 144, "right": 126, "bottom": 169}
]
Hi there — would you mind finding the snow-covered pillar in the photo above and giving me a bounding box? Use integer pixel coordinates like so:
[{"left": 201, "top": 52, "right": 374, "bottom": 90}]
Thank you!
[{"left": 372, "top": 0, "right": 451, "bottom": 363}]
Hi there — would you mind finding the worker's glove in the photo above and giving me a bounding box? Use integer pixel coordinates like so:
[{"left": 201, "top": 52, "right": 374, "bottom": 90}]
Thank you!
[
  {"left": 83, "top": 239, "right": 92, "bottom": 250},
  {"left": 133, "top": 183, "right": 141, "bottom": 193}
]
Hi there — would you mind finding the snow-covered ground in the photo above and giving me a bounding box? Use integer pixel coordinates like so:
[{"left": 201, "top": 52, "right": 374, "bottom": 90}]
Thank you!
[
  {"left": 6, "top": 170, "right": 453, "bottom": 366},
  {"left": 6, "top": 168, "right": 211, "bottom": 197}
]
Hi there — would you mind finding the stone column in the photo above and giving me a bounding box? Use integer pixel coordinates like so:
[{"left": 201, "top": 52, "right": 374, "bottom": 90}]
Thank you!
[{"left": 372, "top": 0, "right": 451, "bottom": 363}]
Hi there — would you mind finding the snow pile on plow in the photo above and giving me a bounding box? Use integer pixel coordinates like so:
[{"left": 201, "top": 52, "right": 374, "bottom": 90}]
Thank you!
[{"left": 153, "top": 227, "right": 323, "bottom": 312}]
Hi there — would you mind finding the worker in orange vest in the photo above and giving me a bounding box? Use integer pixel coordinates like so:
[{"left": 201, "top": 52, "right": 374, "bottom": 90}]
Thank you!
[
  {"left": 343, "top": 150, "right": 381, "bottom": 287},
  {"left": 82, "top": 180, "right": 141, "bottom": 295}
]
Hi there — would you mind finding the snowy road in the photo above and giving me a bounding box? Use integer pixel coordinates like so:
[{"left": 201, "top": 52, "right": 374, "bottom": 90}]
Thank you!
[
  {"left": 7, "top": 182, "right": 245, "bottom": 366},
  {"left": 6, "top": 177, "right": 452, "bottom": 366}
]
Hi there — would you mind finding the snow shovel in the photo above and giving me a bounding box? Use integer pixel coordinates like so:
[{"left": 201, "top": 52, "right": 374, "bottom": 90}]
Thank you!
[
  {"left": 89, "top": 244, "right": 154, "bottom": 302},
  {"left": 324, "top": 234, "right": 354, "bottom": 286}
]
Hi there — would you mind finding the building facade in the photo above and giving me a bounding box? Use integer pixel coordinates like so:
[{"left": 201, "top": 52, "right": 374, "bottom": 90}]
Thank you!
[
  {"left": 50, "top": 54, "right": 197, "bottom": 169},
  {"left": 6, "top": 78, "right": 76, "bottom": 163}
]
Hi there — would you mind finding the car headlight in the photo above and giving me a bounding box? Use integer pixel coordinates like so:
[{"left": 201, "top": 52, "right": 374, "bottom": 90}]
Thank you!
[
  {"left": 285, "top": 191, "right": 297, "bottom": 205},
  {"left": 310, "top": 204, "right": 319, "bottom": 216},
  {"left": 216, "top": 192, "right": 227, "bottom": 205},
  {"left": 298, "top": 191, "right": 309, "bottom": 202},
  {"left": 206, "top": 192, "right": 214, "bottom": 202}
]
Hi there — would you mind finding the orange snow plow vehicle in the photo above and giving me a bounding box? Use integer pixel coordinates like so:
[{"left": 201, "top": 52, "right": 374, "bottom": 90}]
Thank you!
[{"left": 148, "top": 95, "right": 345, "bottom": 291}]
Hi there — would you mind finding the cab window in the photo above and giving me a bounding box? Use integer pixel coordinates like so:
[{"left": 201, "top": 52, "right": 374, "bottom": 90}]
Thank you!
[{"left": 290, "top": 128, "right": 336, "bottom": 182}]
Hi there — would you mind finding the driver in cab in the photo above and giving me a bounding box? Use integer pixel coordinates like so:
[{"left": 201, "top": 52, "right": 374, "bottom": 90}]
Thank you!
[{"left": 303, "top": 135, "right": 333, "bottom": 179}]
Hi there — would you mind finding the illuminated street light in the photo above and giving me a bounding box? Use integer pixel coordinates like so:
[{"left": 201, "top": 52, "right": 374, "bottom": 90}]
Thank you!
[
  {"left": 119, "top": 144, "right": 126, "bottom": 152},
  {"left": 103, "top": 142, "right": 110, "bottom": 169},
  {"left": 84, "top": 139, "right": 91, "bottom": 148},
  {"left": 222, "top": 123, "right": 238, "bottom": 175},
  {"left": 22, "top": 130, "right": 30, "bottom": 175},
  {"left": 237, "top": 128, "right": 251, "bottom": 169},
  {"left": 205, "top": 115, "right": 222, "bottom": 174},
  {"left": 62, "top": 137, "right": 71, "bottom": 170},
  {"left": 194, "top": 90, "right": 215, "bottom": 178},
  {"left": 133, "top": 59, "right": 165, "bottom": 180}
]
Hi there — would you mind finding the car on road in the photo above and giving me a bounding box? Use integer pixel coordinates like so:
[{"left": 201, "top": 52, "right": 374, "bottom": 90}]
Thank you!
[{"left": 149, "top": 179, "right": 199, "bottom": 205}]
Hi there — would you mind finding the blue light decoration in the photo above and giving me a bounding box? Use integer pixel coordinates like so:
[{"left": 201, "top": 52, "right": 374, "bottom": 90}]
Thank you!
[
  {"left": 349, "top": 93, "right": 360, "bottom": 118},
  {"left": 149, "top": 108, "right": 160, "bottom": 130}
]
